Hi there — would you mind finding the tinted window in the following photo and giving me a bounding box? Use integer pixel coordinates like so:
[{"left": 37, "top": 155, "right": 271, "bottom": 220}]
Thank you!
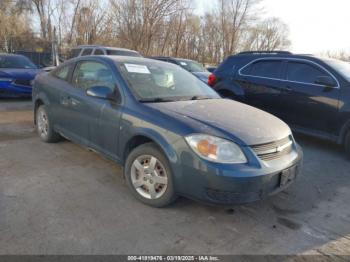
[
  {"left": 72, "top": 61, "right": 115, "bottom": 91},
  {"left": 247, "top": 60, "right": 283, "bottom": 78},
  {"left": 106, "top": 49, "right": 141, "bottom": 57},
  {"left": 287, "top": 62, "right": 330, "bottom": 84},
  {"left": 81, "top": 48, "right": 93, "bottom": 56},
  {"left": 0, "top": 55, "right": 37, "bottom": 69},
  {"left": 70, "top": 49, "right": 81, "bottom": 58},
  {"left": 52, "top": 64, "right": 71, "bottom": 81},
  {"left": 94, "top": 49, "right": 104, "bottom": 55}
]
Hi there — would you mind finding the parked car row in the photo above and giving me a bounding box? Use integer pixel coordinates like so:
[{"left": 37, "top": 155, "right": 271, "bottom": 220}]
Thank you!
[
  {"left": 208, "top": 51, "right": 350, "bottom": 157},
  {"left": 33, "top": 55, "right": 302, "bottom": 207},
  {"left": 3, "top": 45, "right": 349, "bottom": 207},
  {"left": 1, "top": 45, "right": 212, "bottom": 97}
]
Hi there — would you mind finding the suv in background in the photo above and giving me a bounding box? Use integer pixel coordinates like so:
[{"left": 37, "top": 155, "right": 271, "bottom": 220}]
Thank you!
[
  {"left": 69, "top": 45, "right": 142, "bottom": 59},
  {"left": 209, "top": 51, "right": 350, "bottom": 157},
  {"left": 151, "top": 56, "right": 210, "bottom": 83}
]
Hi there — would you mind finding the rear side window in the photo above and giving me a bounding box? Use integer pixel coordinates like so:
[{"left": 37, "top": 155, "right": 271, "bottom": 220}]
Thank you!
[
  {"left": 94, "top": 49, "right": 104, "bottom": 55},
  {"left": 52, "top": 64, "right": 71, "bottom": 81},
  {"left": 244, "top": 60, "right": 283, "bottom": 79},
  {"left": 287, "top": 62, "right": 330, "bottom": 84},
  {"left": 72, "top": 61, "right": 115, "bottom": 91},
  {"left": 70, "top": 49, "right": 81, "bottom": 58},
  {"left": 81, "top": 48, "right": 93, "bottom": 56}
]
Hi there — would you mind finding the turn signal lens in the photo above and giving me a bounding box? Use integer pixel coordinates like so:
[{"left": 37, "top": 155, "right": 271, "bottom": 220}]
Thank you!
[{"left": 185, "top": 134, "right": 247, "bottom": 164}]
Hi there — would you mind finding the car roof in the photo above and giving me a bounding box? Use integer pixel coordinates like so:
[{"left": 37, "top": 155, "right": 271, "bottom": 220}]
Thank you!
[
  {"left": 73, "top": 45, "right": 138, "bottom": 53},
  {"left": 152, "top": 56, "right": 195, "bottom": 62},
  {"left": 66, "top": 55, "right": 171, "bottom": 66},
  {"left": 230, "top": 51, "right": 323, "bottom": 62}
]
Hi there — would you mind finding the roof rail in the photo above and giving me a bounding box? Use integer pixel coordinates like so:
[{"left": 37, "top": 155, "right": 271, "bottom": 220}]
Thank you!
[{"left": 237, "top": 51, "right": 292, "bottom": 55}]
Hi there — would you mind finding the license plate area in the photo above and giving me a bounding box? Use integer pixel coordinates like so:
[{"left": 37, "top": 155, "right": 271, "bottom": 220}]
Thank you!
[{"left": 280, "top": 165, "right": 297, "bottom": 187}]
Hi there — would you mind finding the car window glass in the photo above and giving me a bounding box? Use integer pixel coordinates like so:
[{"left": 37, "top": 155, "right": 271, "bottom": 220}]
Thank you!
[
  {"left": 81, "top": 48, "right": 93, "bottom": 56},
  {"left": 0, "top": 55, "right": 37, "bottom": 69},
  {"left": 72, "top": 61, "right": 115, "bottom": 91},
  {"left": 70, "top": 49, "right": 81, "bottom": 58},
  {"left": 287, "top": 62, "right": 330, "bottom": 84},
  {"left": 106, "top": 50, "right": 141, "bottom": 57},
  {"left": 52, "top": 65, "right": 70, "bottom": 81},
  {"left": 118, "top": 62, "right": 219, "bottom": 100},
  {"left": 94, "top": 49, "right": 104, "bottom": 55},
  {"left": 249, "top": 60, "right": 282, "bottom": 79}
]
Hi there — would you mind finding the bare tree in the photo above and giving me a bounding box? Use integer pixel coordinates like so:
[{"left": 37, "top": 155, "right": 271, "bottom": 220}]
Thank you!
[{"left": 244, "top": 17, "right": 291, "bottom": 51}]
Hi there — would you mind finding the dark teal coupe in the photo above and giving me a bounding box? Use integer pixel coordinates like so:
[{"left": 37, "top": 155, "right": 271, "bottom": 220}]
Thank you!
[{"left": 33, "top": 56, "right": 303, "bottom": 207}]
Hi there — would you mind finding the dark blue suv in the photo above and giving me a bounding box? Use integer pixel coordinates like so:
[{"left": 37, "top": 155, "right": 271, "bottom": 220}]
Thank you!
[{"left": 209, "top": 51, "right": 350, "bottom": 157}]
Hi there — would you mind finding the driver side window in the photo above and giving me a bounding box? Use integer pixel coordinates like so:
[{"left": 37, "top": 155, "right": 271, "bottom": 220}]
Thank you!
[{"left": 72, "top": 61, "right": 115, "bottom": 91}]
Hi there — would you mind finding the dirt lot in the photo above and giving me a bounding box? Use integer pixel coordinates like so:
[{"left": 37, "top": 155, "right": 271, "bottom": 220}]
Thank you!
[{"left": 0, "top": 99, "right": 350, "bottom": 256}]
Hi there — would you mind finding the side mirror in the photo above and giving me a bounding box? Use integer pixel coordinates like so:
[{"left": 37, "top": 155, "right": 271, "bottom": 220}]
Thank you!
[
  {"left": 314, "top": 76, "right": 336, "bottom": 87},
  {"left": 86, "top": 86, "right": 117, "bottom": 101}
]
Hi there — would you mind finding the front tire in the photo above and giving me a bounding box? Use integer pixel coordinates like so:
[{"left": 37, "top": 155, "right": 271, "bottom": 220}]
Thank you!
[
  {"left": 36, "top": 105, "right": 61, "bottom": 143},
  {"left": 124, "top": 143, "right": 177, "bottom": 207}
]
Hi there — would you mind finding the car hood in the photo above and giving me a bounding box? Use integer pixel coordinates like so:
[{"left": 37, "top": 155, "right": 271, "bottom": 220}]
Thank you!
[
  {"left": 0, "top": 68, "right": 41, "bottom": 80},
  {"left": 192, "top": 71, "right": 211, "bottom": 83},
  {"left": 146, "top": 99, "right": 291, "bottom": 145}
]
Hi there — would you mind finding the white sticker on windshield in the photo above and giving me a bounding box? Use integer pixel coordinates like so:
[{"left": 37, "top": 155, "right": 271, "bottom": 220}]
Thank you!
[
  {"left": 125, "top": 64, "right": 151, "bottom": 74},
  {"left": 180, "top": 62, "right": 187, "bottom": 66}
]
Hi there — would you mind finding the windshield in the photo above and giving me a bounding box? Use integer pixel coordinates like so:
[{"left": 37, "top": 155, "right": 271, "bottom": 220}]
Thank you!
[
  {"left": 177, "top": 60, "right": 207, "bottom": 72},
  {"left": 107, "top": 50, "right": 141, "bottom": 57},
  {"left": 0, "top": 55, "right": 37, "bottom": 69},
  {"left": 118, "top": 61, "right": 219, "bottom": 101},
  {"left": 324, "top": 58, "right": 350, "bottom": 82}
]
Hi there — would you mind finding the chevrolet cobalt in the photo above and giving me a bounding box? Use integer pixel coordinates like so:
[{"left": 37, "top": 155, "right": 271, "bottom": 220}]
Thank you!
[{"left": 33, "top": 56, "right": 303, "bottom": 207}]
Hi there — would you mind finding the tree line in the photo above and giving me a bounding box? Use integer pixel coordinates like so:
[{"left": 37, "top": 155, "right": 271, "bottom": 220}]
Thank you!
[{"left": 1, "top": 0, "right": 291, "bottom": 64}]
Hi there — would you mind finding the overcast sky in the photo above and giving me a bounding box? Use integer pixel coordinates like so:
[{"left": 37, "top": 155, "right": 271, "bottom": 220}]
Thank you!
[{"left": 195, "top": 0, "right": 350, "bottom": 54}]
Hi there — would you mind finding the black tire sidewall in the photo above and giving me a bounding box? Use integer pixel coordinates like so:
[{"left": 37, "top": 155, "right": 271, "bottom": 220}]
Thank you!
[
  {"left": 345, "top": 131, "right": 350, "bottom": 158},
  {"left": 124, "top": 143, "right": 176, "bottom": 207}
]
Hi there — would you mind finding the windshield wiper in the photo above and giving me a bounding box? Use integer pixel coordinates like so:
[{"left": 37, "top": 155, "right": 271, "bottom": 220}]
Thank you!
[
  {"left": 139, "top": 97, "right": 175, "bottom": 103},
  {"left": 190, "top": 96, "right": 212, "bottom": 101}
]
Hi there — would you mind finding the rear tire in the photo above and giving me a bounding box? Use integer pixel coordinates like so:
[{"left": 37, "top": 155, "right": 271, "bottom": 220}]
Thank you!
[
  {"left": 124, "top": 143, "right": 177, "bottom": 207},
  {"left": 36, "top": 105, "right": 61, "bottom": 143},
  {"left": 345, "top": 131, "right": 350, "bottom": 159}
]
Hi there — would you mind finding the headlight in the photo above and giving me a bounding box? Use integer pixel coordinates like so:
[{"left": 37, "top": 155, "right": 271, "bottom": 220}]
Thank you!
[
  {"left": 185, "top": 134, "right": 247, "bottom": 164},
  {"left": 0, "top": 78, "right": 13, "bottom": 82}
]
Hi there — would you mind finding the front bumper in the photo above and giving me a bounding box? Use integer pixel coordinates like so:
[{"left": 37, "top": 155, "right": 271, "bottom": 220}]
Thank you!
[
  {"left": 0, "top": 81, "right": 32, "bottom": 97},
  {"left": 173, "top": 142, "right": 303, "bottom": 205}
]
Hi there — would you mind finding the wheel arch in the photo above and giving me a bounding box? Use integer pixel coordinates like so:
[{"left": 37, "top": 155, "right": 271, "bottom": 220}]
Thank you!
[
  {"left": 122, "top": 129, "right": 179, "bottom": 166},
  {"left": 338, "top": 119, "right": 350, "bottom": 145}
]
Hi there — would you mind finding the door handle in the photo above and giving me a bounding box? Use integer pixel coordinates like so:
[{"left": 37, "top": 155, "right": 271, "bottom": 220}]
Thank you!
[{"left": 60, "top": 96, "right": 70, "bottom": 106}]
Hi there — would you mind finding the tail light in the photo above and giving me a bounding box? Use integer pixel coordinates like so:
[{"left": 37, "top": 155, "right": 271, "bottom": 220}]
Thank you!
[{"left": 208, "top": 73, "right": 216, "bottom": 87}]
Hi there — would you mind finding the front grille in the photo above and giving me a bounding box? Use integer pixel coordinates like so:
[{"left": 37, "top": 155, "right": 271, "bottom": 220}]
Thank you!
[
  {"left": 13, "top": 79, "right": 32, "bottom": 87},
  {"left": 251, "top": 136, "right": 293, "bottom": 161}
]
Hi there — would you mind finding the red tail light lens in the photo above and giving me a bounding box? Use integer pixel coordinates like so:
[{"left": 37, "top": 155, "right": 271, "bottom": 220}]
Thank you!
[{"left": 208, "top": 73, "right": 216, "bottom": 87}]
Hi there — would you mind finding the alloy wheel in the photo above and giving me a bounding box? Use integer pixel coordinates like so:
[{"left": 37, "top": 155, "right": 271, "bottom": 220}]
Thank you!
[{"left": 130, "top": 155, "right": 168, "bottom": 200}]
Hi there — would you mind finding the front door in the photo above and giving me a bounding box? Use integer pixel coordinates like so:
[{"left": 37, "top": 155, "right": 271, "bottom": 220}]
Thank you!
[
  {"left": 280, "top": 60, "right": 340, "bottom": 134},
  {"left": 239, "top": 59, "right": 285, "bottom": 117},
  {"left": 70, "top": 60, "right": 122, "bottom": 157}
]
